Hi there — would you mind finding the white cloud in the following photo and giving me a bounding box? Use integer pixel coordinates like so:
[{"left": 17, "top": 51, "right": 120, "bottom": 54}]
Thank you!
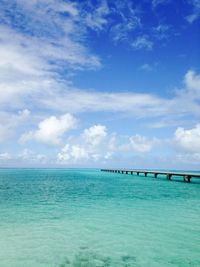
[
  {"left": 174, "top": 124, "right": 200, "bottom": 153},
  {"left": 186, "top": 13, "right": 199, "bottom": 23},
  {"left": 121, "top": 134, "right": 157, "bottom": 153},
  {"left": 83, "top": 0, "right": 142, "bottom": 43},
  {"left": 42, "top": 89, "right": 167, "bottom": 117},
  {"left": 107, "top": 135, "right": 117, "bottom": 152},
  {"left": 70, "top": 145, "right": 89, "bottom": 161},
  {"left": 0, "top": 0, "right": 102, "bottom": 107},
  {"left": 20, "top": 113, "right": 77, "bottom": 145},
  {"left": 170, "top": 70, "right": 200, "bottom": 121},
  {"left": 57, "top": 124, "right": 110, "bottom": 163},
  {"left": 57, "top": 144, "right": 71, "bottom": 161},
  {"left": 85, "top": 0, "right": 109, "bottom": 31},
  {"left": 129, "top": 135, "right": 155, "bottom": 153},
  {"left": 152, "top": 0, "right": 170, "bottom": 9},
  {"left": 111, "top": 18, "right": 141, "bottom": 42},
  {"left": 150, "top": 69, "right": 200, "bottom": 128},
  {"left": 0, "top": 109, "right": 30, "bottom": 142},
  {"left": 186, "top": 0, "right": 200, "bottom": 23},
  {"left": 0, "top": 15, "right": 101, "bottom": 72},
  {"left": 0, "top": 2, "right": 162, "bottom": 126},
  {"left": 139, "top": 63, "right": 154, "bottom": 72},
  {"left": 175, "top": 152, "right": 200, "bottom": 165},
  {"left": 132, "top": 36, "right": 153, "bottom": 50},
  {"left": 0, "top": 124, "right": 11, "bottom": 143},
  {"left": 18, "top": 149, "right": 47, "bottom": 163},
  {"left": 0, "top": 1, "right": 200, "bottom": 169},
  {"left": 1, "top": 2, "right": 198, "bottom": 125},
  {"left": 82, "top": 125, "right": 107, "bottom": 147},
  {"left": 18, "top": 149, "right": 35, "bottom": 160},
  {"left": 57, "top": 144, "right": 88, "bottom": 163},
  {"left": 57, "top": 125, "right": 160, "bottom": 165},
  {"left": 184, "top": 70, "right": 200, "bottom": 92},
  {"left": 153, "top": 24, "right": 171, "bottom": 40},
  {"left": 53, "top": 2, "right": 79, "bottom": 16},
  {"left": 0, "top": 21, "right": 100, "bottom": 110},
  {"left": 0, "top": 149, "right": 47, "bottom": 165},
  {"left": 0, "top": 152, "right": 12, "bottom": 161},
  {"left": 110, "top": 3, "right": 141, "bottom": 43},
  {"left": 1, "top": 68, "right": 200, "bottom": 147}
]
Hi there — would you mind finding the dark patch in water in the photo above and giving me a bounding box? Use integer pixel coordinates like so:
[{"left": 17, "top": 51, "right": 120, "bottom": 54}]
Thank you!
[
  {"left": 168, "top": 258, "right": 200, "bottom": 267},
  {"left": 0, "top": 186, "right": 10, "bottom": 190},
  {"left": 59, "top": 258, "right": 71, "bottom": 267},
  {"left": 79, "top": 246, "right": 88, "bottom": 250},
  {"left": 59, "top": 251, "right": 137, "bottom": 267},
  {"left": 72, "top": 251, "right": 111, "bottom": 267},
  {"left": 121, "top": 255, "right": 137, "bottom": 266}
]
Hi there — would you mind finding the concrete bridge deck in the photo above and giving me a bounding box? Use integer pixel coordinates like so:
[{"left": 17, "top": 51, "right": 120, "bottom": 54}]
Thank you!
[{"left": 101, "top": 169, "right": 200, "bottom": 183}]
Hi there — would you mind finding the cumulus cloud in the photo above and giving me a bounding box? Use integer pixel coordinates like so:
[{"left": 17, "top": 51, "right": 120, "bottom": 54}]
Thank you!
[
  {"left": 58, "top": 144, "right": 89, "bottom": 162},
  {"left": 173, "top": 123, "right": 200, "bottom": 165},
  {"left": 57, "top": 125, "right": 160, "bottom": 165},
  {"left": 121, "top": 134, "right": 157, "bottom": 153},
  {"left": 57, "top": 124, "right": 110, "bottom": 163},
  {"left": 129, "top": 135, "right": 155, "bottom": 153},
  {"left": 20, "top": 113, "right": 77, "bottom": 145},
  {"left": 174, "top": 124, "right": 200, "bottom": 153},
  {"left": 82, "top": 125, "right": 107, "bottom": 147},
  {"left": 152, "top": 69, "right": 200, "bottom": 128},
  {"left": 184, "top": 70, "right": 200, "bottom": 92}
]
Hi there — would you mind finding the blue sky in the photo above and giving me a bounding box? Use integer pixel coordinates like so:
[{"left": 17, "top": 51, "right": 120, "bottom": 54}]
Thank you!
[{"left": 0, "top": 0, "right": 200, "bottom": 169}]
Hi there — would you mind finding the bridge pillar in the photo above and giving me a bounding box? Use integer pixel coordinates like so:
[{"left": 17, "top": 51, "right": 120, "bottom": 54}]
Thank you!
[
  {"left": 154, "top": 173, "right": 158, "bottom": 178},
  {"left": 184, "top": 175, "right": 191, "bottom": 183},
  {"left": 167, "top": 174, "right": 172, "bottom": 180}
]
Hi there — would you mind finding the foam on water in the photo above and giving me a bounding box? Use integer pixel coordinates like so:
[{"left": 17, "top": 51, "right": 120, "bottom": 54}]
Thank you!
[{"left": 0, "top": 169, "right": 199, "bottom": 267}]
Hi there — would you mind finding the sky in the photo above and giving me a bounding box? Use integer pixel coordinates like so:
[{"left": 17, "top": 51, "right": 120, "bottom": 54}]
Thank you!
[{"left": 0, "top": 0, "right": 200, "bottom": 169}]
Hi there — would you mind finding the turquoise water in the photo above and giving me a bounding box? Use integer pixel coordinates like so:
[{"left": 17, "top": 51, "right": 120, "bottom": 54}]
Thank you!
[{"left": 0, "top": 169, "right": 200, "bottom": 267}]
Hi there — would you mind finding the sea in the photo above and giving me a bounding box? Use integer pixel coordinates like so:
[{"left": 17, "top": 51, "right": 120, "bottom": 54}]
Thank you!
[{"left": 0, "top": 168, "right": 199, "bottom": 267}]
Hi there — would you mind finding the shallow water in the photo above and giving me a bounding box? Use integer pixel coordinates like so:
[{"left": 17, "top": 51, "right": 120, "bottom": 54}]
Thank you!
[{"left": 0, "top": 169, "right": 199, "bottom": 267}]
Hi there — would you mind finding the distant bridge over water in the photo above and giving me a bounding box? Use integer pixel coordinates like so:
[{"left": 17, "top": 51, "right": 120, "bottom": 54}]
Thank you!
[{"left": 101, "top": 169, "right": 200, "bottom": 183}]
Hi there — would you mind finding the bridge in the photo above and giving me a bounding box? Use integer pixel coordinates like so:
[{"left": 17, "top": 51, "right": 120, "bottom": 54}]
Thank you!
[{"left": 101, "top": 169, "right": 200, "bottom": 183}]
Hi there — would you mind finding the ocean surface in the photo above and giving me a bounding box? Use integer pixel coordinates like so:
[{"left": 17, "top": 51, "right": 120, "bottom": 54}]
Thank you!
[{"left": 0, "top": 169, "right": 200, "bottom": 267}]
